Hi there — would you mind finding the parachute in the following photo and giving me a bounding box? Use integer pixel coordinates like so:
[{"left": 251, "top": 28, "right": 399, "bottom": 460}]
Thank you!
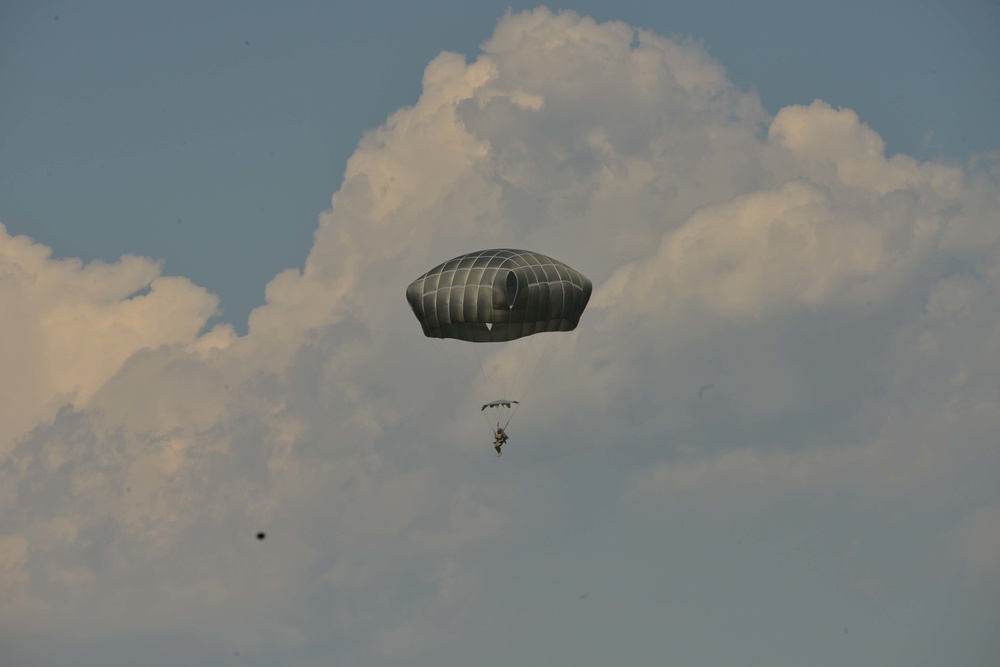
[
  {"left": 482, "top": 400, "right": 519, "bottom": 411},
  {"left": 481, "top": 399, "right": 519, "bottom": 434},
  {"left": 406, "top": 249, "right": 592, "bottom": 443},
  {"left": 405, "top": 249, "right": 592, "bottom": 342}
]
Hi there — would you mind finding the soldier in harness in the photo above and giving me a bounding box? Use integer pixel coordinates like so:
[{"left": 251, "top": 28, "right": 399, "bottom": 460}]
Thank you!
[
  {"left": 493, "top": 426, "right": 509, "bottom": 457},
  {"left": 482, "top": 400, "right": 517, "bottom": 457}
]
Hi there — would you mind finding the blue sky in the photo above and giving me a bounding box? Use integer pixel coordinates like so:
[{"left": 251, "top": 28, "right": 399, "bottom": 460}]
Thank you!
[{"left": 1, "top": 3, "right": 999, "bottom": 666}]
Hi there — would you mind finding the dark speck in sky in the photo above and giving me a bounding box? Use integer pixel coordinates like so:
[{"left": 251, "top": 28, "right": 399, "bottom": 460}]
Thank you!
[
  {"left": 54, "top": 15, "right": 59, "bottom": 21},
  {"left": 245, "top": 40, "right": 250, "bottom": 46},
  {"left": 579, "top": 593, "right": 589, "bottom": 600},
  {"left": 257, "top": 532, "right": 266, "bottom": 540},
  {"left": 698, "top": 384, "right": 713, "bottom": 399}
]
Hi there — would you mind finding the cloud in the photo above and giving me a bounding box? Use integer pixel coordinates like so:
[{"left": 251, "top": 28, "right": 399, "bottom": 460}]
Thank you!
[
  {"left": 2, "top": 6, "right": 999, "bottom": 663},
  {"left": 843, "top": 540, "right": 889, "bottom": 600},
  {"left": 0, "top": 224, "right": 232, "bottom": 455},
  {"left": 952, "top": 505, "right": 1000, "bottom": 588},
  {"left": 626, "top": 388, "right": 1000, "bottom": 514},
  {"left": 617, "top": 104, "right": 998, "bottom": 521}
]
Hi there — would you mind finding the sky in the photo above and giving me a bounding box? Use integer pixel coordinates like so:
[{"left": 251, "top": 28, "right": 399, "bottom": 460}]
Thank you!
[{"left": 1, "top": 2, "right": 999, "bottom": 666}]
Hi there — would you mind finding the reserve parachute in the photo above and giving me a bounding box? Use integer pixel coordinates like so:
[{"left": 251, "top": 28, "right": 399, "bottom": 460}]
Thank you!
[{"left": 406, "top": 249, "right": 592, "bottom": 452}]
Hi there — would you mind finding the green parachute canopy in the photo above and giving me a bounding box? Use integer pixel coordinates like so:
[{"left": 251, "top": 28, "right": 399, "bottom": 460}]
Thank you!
[{"left": 406, "top": 249, "right": 592, "bottom": 343}]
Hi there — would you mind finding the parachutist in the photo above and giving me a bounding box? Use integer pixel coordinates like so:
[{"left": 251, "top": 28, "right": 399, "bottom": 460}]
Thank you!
[{"left": 494, "top": 427, "right": 508, "bottom": 456}]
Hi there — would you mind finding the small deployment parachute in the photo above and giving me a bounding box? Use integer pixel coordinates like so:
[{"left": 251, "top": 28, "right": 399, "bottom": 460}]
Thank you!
[
  {"left": 482, "top": 400, "right": 519, "bottom": 411},
  {"left": 482, "top": 399, "right": 519, "bottom": 434},
  {"left": 406, "top": 249, "right": 592, "bottom": 441}
]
